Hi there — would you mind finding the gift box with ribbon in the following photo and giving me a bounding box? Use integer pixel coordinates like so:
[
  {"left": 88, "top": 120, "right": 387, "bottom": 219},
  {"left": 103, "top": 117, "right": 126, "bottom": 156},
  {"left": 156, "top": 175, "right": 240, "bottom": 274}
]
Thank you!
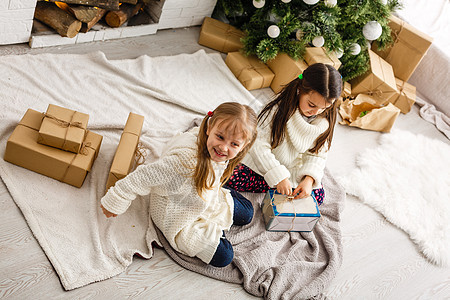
[
  {"left": 350, "top": 50, "right": 398, "bottom": 105},
  {"left": 303, "top": 47, "right": 341, "bottom": 70},
  {"left": 261, "top": 189, "right": 321, "bottom": 232},
  {"left": 106, "top": 112, "right": 145, "bottom": 193},
  {"left": 198, "top": 17, "right": 245, "bottom": 53},
  {"left": 266, "top": 53, "right": 308, "bottom": 94},
  {"left": 372, "top": 15, "right": 433, "bottom": 82},
  {"left": 225, "top": 51, "right": 275, "bottom": 90},
  {"left": 38, "top": 104, "right": 89, "bottom": 153},
  {"left": 4, "top": 109, "right": 102, "bottom": 188},
  {"left": 390, "top": 78, "right": 417, "bottom": 114},
  {"left": 338, "top": 94, "right": 401, "bottom": 133}
]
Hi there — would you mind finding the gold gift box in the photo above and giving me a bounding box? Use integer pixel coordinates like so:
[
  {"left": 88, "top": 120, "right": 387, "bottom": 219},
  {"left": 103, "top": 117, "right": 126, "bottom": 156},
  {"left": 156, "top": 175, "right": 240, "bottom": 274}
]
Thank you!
[
  {"left": 105, "top": 112, "right": 145, "bottom": 192},
  {"left": 267, "top": 53, "right": 308, "bottom": 94},
  {"left": 339, "top": 94, "right": 401, "bottom": 133},
  {"left": 391, "top": 78, "right": 416, "bottom": 114},
  {"left": 225, "top": 51, "right": 275, "bottom": 90},
  {"left": 303, "top": 47, "right": 341, "bottom": 70},
  {"left": 350, "top": 50, "right": 398, "bottom": 104},
  {"left": 198, "top": 17, "right": 245, "bottom": 53},
  {"left": 372, "top": 15, "right": 433, "bottom": 82},
  {"left": 4, "top": 109, "right": 102, "bottom": 188},
  {"left": 38, "top": 104, "right": 89, "bottom": 153}
]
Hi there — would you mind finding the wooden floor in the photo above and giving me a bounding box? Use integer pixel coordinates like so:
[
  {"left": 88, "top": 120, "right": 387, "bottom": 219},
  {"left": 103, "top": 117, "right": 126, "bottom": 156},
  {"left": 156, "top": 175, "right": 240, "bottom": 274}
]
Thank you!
[{"left": 1, "top": 26, "right": 450, "bottom": 299}]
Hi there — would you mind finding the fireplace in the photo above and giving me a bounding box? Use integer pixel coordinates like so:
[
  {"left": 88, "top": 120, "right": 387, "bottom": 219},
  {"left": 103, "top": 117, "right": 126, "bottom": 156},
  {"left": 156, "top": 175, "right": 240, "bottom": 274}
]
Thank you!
[{"left": 0, "top": 0, "right": 217, "bottom": 48}]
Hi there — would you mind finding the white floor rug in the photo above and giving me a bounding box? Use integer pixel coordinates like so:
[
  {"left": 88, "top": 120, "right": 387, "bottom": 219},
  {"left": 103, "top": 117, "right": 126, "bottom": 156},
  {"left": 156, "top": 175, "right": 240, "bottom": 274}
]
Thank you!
[
  {"left": 0, "top": 50, "right": 257, "bottom": 290},
  {"left": 338, "top": 129, "right": 450, "bottom": 267}
]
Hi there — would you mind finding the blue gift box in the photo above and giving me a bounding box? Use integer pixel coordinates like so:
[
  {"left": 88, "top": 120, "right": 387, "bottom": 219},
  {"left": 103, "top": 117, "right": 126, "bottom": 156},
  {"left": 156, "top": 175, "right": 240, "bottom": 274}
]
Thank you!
[{"left": 261, "top": 189, "right": 321, "bottom": 232}]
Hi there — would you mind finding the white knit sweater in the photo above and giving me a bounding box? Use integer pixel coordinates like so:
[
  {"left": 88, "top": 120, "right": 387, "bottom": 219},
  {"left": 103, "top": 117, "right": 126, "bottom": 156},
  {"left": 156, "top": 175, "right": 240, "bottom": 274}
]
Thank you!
[
  {"left": 101, "top": 127, "right": 234, "bottom": 264},
  {"left": 242, "top": 109, "right": 329, "bottom": 189}
]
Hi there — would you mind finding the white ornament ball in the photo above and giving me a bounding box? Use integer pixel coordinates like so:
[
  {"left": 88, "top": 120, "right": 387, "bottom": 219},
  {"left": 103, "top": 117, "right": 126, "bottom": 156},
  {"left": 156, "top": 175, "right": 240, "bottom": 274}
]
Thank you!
[
  {"left": 267, "top": 25, "right": 280, "bottom": 38},
  {"left": 281, "top": 0, "right": 292, "bottom": 3},
  {"left": 324, "top": 0, "right": 337, "bottom": 7},
  {"left": 296, "top": 29, "right": 303, "bottom": 40},
  {"left": 334, "top": 48, "right": 344, "bottom": 58},
  {"left": 303, "top": 0, "right": 320, "bottom": 5},
  {"left": 312, "top": 36, "right": 325, "bottom": 47},
  {"left": 380, "top": 0, "right": 388, "bottom": 5},
  {"left": 350, "top": 43, "right": 361, "bottom": 55},
  {"left": 253, "top": 0, "right": 265, "bottom": 8},
  {"left": 363, "top": 21, "right": 382, "bottom": 41}
]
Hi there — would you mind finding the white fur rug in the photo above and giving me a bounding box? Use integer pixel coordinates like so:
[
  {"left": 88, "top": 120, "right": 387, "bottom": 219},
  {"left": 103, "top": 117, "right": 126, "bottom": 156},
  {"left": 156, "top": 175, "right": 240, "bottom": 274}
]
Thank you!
[{"left": 338, "top": 129, "right": 450, "bottom": 267}]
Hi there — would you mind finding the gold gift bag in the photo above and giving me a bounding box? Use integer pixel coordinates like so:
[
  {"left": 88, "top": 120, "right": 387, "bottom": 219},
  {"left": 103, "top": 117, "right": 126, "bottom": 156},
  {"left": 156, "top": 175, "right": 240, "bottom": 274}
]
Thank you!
[{"left": 339, "top": 94, "right": 401, "bottom": 133}]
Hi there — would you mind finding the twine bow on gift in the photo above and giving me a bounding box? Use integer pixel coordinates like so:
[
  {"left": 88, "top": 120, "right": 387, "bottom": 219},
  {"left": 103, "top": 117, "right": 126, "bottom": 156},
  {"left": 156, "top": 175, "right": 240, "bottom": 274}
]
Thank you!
[
  {"left": 237, "top": 64, "right": 267, "bottom": 90},
  {"left": 134, "top": 142, "right": 147, "bottom": 168},
  {"left": 44, "top": 113, "right": 85, "bottom": 130},
  {"left": 269, "top": 192, "right": 297, "bottom": 233}
]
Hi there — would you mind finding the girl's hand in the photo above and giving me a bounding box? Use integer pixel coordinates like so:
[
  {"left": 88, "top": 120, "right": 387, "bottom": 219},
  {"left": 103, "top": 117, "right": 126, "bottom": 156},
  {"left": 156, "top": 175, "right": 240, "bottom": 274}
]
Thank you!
[
  {"left": 293, "top": 176, "right": 314, "bottom": 199},
  {"left": 101, "top": 204, "right": 117, "bottom": 218},
  {"left": 276, "top": 178, "right": 292, "bottom": 196}
]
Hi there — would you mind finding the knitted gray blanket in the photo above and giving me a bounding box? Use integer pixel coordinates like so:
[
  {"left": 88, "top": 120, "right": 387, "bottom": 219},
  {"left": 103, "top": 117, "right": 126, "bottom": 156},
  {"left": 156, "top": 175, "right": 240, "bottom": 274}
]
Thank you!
[{"left": 158, "top": 168, "right": 345, "bottom": 300}]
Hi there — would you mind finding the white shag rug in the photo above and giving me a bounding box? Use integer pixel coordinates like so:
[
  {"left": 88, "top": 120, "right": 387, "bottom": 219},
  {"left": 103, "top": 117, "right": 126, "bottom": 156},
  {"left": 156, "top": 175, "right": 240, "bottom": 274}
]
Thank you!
[{"left": 338, "top": 129, "right": 450, "bottom": 267}]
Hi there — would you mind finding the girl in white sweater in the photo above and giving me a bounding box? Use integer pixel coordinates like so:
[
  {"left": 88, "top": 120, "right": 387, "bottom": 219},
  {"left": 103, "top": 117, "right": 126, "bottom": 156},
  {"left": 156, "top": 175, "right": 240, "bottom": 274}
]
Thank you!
[
  {"left": 226, "top": 63, "right": 342, "bottom": 205},
  {"left": 101, "top": 102, "right": 257, "bottom": 267}
]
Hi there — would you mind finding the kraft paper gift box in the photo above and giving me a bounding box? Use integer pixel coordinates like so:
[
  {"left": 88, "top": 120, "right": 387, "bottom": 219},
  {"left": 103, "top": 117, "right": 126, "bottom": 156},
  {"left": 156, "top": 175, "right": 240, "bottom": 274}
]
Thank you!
[
  {"left": 372, "top": 15, "right": 433, "bottom": 82},
  {"left": 262, "top": 189, "right": 321, "bottom": 232},
  {"left": 350, "top": 50, "right": 398, "bottom": 105},
  {"left": 38, "top": 104, "right": 89, "bottom": 153},
  {"left": 303, "top": 47, "right": 341, "bottom": 70},
  {"left": 266, "top": 53, "right": 308, "bottom": 94},
  {"left": 225, "top": 52, "right": 275, "bottom": 90},
  {"left": 106, "top": 112, "right": 145, "bottom": 192},
  {"left": 4, "top": 109, "right": 102, "bottom": 188},
  {"left": 198, "top": 17, "right": 245, "bottom": 53},
  {"left": 390, "top": 78, "right": 417, "bottom": 114},
  {"left": 338, "top": 94, "right": 401, "bottom": 133}
]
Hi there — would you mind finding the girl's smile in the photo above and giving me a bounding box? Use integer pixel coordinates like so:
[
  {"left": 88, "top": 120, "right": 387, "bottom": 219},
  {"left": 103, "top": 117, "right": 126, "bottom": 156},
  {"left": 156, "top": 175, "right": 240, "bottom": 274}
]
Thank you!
[{"left": 206, "top": 121, "right": 245, "bottom": 163}]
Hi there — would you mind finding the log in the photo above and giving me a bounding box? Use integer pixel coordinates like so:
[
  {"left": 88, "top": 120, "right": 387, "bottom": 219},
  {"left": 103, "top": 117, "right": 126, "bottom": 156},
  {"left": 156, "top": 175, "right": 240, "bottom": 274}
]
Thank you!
[
  {"left": 34, "top": 1, "right": 81, "bottom": 38},
  {"left": 105, "top": 2, "right": 144, "bottom": 28},
  {"left": 79, "top": 8, "right": 107, "bottom": 33},
  {"left": 120, "top": 0, "right": 138, "bottom": 4},
  {"left": 46, "top": 0, "right": 120, "bottom": 11},
  {"left": 66, "top": 5, "right": 100, "bottom": 23}
]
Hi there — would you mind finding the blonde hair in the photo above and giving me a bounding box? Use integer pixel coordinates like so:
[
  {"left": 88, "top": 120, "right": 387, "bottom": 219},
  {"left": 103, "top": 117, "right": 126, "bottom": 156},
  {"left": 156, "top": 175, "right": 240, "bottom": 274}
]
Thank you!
[{"left": 193, "top": 102, "right": 257, "bottom": 198}]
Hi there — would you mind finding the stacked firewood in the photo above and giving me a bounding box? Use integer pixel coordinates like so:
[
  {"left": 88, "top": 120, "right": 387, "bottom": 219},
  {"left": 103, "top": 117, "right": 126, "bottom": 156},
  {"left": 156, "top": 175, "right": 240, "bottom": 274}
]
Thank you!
[{"left": 34, "top": 0, "right": 149, "bottom": 38}]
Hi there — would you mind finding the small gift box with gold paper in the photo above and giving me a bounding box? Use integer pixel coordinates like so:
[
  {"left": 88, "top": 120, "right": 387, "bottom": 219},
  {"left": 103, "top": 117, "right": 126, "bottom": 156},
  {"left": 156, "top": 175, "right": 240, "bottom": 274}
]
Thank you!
[
  {"left": 262, "top": 189, "right": 321, "bottom": 232},
  {"left": 390, "top": 78, "right": 416, "bottom": 114},
  {"left": 198, "top": 17, "right": 245, "bottom": 53},
  {"left": 106, "top": 112, "right": 145, "bottom": 193},
  {"left": 266, "top": 53, "right": 308, "bottom": 94},
  {"left": 4, "top": 109, "right": 102, "bottom": 188},
  {"left": 339, "top": 94, "right": 401, "bottom": 133},
  {"left": 225, "top": 51, "right": 275, "bottom": 90},
  {"left": 350, "top": 50, "right": 398, "bottom": 105},
  {"left": 303, "top": 47, "right": 341, "bottom": 70},
  {"left": 372, "top": 15, "right": 433, "bottom": 82},
  {"left": 38, "top": 104, "right": 89, "bottom": 153}
]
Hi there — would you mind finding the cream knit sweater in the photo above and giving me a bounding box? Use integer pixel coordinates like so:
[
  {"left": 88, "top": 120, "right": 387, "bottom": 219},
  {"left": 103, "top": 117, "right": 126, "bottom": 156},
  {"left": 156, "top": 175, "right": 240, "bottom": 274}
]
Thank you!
[
  {"left": 101, "top": 128, "right": 234, "bottom": 264},
  {"left": 242, "top": 109, "right": 329, "bottom": 189}
]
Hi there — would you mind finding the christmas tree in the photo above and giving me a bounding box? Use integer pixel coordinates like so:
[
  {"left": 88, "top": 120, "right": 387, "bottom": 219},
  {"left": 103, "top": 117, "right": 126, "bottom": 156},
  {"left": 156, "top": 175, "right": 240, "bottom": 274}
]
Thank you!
[{"left": 213, "top": 0, "right": 401, "bottom": 82}]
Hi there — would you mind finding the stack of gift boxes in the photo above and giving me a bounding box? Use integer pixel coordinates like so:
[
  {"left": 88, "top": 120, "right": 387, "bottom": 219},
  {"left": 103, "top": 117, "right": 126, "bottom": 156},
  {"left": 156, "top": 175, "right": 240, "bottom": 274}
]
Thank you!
[
  {"left": 198, "top": 15, "right": 433, "bottom": 133},
  {"left": 4, "top": 104, "right": 144, "bottom": 191}
]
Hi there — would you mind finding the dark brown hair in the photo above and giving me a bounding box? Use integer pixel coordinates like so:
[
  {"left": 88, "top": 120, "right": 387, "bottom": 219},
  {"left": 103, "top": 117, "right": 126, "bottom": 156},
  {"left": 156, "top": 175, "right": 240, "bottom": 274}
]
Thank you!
[
  {"left": 194, "top": 102, "right": 257, "bottom": 197},
  {"left": 259, "top": 63, "right": 342, "bottom": 153}
]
